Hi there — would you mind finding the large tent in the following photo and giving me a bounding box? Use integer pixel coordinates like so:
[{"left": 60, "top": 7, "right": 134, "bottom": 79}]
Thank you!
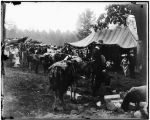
[
  {"left": 69, "top": 26, "right": 139, "bottom": 70},
  {"left": 69, "top": 26, "right": 138, "bottom": 48}
]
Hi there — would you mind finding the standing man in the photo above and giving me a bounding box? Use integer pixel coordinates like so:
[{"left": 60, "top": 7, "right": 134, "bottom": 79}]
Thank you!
[
  {"left": 129, "top": 50, "right": 136, "bottom": 78},
  {"left": 19, "top": 41, "right": 26, "bottom": 68},
  {"left": 87, "top": 42, "right": 95, "bottom": 61},
  {"left": 120, "top": 55, "right": 130, "bottom": 77},
  {"left": 91, "top": 41, "right": 106, "bottom": 102},
  {"left": 1, "top": 42, "right": 9, "bottom": 75}
]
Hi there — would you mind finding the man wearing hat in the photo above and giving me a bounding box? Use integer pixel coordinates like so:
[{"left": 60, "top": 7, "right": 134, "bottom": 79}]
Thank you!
[
  {"left": 91, "top": 41, "right": 106, "bottom": 102},
  {"left": 120, "top": 54, "right": 130, "bottom": 77}
]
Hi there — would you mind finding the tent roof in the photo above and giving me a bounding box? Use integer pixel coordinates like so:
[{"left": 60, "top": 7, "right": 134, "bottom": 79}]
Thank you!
[{"left": 69, "top": 27, "right": 138, "bottom": 48}]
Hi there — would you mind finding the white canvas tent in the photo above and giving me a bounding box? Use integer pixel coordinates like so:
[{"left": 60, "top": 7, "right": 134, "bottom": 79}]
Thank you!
[{"left": 69, "top": 26, "right": 138, "bottom": 48}]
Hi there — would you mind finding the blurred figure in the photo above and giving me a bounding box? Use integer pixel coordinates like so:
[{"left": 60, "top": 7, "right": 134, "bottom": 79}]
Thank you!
[
  {"left": 128, "top": 50, "right": 136, "bottom": 78},
  {"left": 120, "top": 54, "right": 130, "bottom": 77},
  {"left": 1, "top": 42, "right": 9, "bottom": 75},
  {"left": 19, "top": 42, "right": 26, "bottom": 68}
]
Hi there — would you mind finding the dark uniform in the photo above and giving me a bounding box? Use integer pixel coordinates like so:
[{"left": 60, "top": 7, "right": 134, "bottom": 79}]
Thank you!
[
  {"left": 92, "top": 46, "right": 106, "bottom": 99},
  {"left": 129, "top": 53, "right": 136, "bottom": 78}
]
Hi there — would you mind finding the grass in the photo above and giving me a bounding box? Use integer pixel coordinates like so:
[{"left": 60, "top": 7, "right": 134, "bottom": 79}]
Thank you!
[
  {"left": 2, "top": 65, "right": 146, "bottom": 119},
  {"left": 2, "top": 67, "right": 52, "bottom": 118}
]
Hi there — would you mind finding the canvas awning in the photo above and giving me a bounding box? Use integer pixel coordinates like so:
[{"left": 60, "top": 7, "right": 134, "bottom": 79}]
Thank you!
[{"left": 69, "top": 26, "right": 138, "bottom": 48}]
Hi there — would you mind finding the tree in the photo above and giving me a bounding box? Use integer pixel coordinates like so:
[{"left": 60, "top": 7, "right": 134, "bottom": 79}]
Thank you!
[
  {"left": 97, "top": 13, "right": 106, "bottom": 23},
  {"left": 77, "top": 9, "right": 96, "bottom": 40},
  {"left": 94, "top": 4, "right": 132, "bottom": 31},
  {"left": 5, "top": 24, "right": 79, "bottom": 46},
  {"left": 6, "top": 24, "right": 17, "bottom": 38},
  {"left": 128, "top": 3, "right": 147, "bottom": 78}
]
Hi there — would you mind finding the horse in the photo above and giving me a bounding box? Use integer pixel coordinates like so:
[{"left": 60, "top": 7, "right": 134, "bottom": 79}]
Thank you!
[{"left": 48, "top": 59, "right": 80, "bottom": 111}]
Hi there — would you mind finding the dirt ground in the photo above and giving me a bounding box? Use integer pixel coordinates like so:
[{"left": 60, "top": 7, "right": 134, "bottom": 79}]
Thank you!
[{"left": 2, "top": 65, "right": 146, "bottom": 119}]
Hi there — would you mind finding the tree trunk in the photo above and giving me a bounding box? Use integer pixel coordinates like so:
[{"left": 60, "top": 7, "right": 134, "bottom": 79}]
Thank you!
[
  {"left": 129, "top": 3, "right": 147, "bottom": 80},
  {"left": 1, "top": 2, "right": 6, "bottom": 76}
]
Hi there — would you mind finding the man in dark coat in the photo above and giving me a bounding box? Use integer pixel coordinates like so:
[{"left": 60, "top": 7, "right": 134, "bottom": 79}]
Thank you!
[
  {"left": 128, "top": 50, "right": 136, "bottom": 78},
  {"left": 91, "top": 43, "right": 106, "bottom": 100}
]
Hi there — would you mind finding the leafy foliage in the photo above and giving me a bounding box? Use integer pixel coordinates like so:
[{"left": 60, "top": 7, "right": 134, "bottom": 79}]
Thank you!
[
  {"left": 93, "top": 4, "right": 132, "bottom": 31},
  {"left": 77, "top": 9, "right": 96, "bottom": 40}
]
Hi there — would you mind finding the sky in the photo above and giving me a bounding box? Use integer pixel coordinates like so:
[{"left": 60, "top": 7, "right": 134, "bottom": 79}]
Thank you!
[{"left": 5, "top": 2, "right": 110, "bottom": 32}]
